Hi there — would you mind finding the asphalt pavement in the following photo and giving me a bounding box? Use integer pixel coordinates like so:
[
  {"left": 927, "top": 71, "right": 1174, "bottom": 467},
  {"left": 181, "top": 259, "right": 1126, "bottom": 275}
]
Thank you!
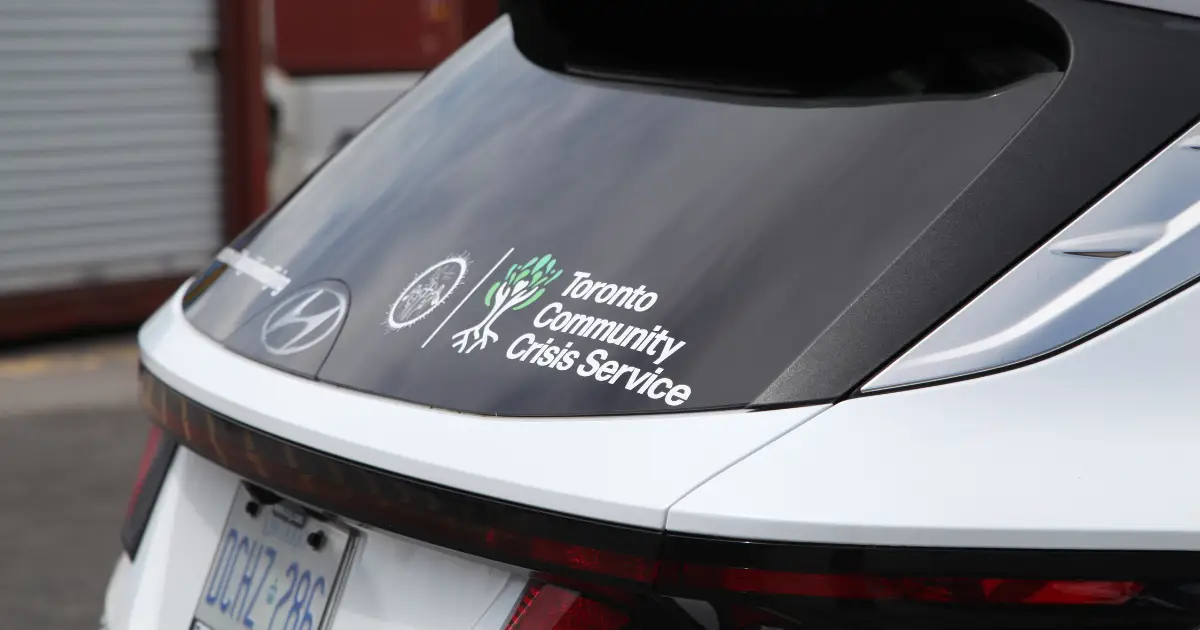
[{"left": 0, "top": 335, "right": 145, "bottom": 630}]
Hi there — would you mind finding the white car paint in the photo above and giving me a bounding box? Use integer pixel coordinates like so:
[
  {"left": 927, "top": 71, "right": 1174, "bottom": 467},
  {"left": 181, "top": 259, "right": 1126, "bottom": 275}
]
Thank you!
[
  {"left": 668, "top": 275, "right": 1200, "bottom": 550},
  {"left": 138, "top": 284, "right": 828, "bottom": 530},
  {"left": 103, "top": 450, "right": 239, "bottom": 630}
]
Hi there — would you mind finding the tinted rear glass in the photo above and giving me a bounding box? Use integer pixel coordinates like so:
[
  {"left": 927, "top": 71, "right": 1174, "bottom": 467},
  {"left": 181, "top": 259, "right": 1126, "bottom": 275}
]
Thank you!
[{"left": 186, "top": 18, "right": 1062, "bottom": 416}]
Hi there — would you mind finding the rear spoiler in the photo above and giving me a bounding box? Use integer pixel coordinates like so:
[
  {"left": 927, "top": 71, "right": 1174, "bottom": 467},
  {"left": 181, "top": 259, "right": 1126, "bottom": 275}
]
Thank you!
[
  {"left": 140, "top": 364, "right": 1200, "bottom": 626},
  {"left": 502, "top": 0, "right": 1066, "bottom": 98}
]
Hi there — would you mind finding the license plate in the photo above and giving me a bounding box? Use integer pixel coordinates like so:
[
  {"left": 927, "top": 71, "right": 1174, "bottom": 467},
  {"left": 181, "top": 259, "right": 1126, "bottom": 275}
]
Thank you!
[{"left": 191, "top": 485, "right": 355, "bottom": 630}]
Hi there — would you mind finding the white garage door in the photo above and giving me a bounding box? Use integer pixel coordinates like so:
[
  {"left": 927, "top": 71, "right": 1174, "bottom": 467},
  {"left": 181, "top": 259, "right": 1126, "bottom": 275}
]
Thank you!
[{"left": 0, "top": 0, "right": 222, "bottom": 297}]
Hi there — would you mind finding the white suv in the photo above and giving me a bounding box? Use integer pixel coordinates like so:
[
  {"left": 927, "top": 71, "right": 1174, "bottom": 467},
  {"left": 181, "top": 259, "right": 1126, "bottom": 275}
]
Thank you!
[{"left": 107, "top": 1, "right": 1200, "bottom": 628}]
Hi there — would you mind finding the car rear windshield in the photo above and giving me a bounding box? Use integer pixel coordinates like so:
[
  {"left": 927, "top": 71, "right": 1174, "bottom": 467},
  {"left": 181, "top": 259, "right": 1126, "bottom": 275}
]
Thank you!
[{"left": 187, "top": 13, "right": 1063, "bottom": 416}]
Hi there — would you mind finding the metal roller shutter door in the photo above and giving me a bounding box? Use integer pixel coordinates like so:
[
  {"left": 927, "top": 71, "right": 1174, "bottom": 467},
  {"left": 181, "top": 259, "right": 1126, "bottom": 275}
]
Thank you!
[{"left": 0, "top": 0, "right": 222, "bottom": 297}]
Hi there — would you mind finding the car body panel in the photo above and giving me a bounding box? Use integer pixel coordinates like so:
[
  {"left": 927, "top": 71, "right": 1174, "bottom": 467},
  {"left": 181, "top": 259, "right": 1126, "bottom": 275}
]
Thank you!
[
  {"left": 669, "top": 278, "right": 1200, "bottom": 550},
  {"left": 103, "top": 450, "right": 238, "bottom": 630}
]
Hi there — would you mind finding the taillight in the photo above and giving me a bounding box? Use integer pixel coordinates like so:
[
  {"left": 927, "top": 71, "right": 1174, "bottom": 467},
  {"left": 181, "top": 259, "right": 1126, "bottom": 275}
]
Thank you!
[
  {"left": 502, "top": 571, "right": 1152, "bottom": 630},
  {"left": 507, "top": 583, "right": 630, "bottom": 630},
  {"left": 124, "top": 425, "right": 161, "bottom": 520},
  {"left": 120, "top": 421, "right": 178, "bottom": 558},
  {"left": 669, "top": 566, "right": 1141, "bottom": 605},
  {"left": 139, "top": 366, "right": 1200, "bottom": 629}
]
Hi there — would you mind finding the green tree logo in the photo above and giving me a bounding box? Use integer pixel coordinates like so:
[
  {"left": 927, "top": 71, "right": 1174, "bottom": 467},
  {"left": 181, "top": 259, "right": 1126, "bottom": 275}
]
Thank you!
[{"left": 452, "top": 254, "right": 562, "bottom": 354}]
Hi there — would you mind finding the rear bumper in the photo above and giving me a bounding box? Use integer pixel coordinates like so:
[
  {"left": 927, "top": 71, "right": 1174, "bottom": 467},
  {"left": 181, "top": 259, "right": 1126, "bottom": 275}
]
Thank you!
[
  {"left": 101, "top": 448, "right": 528, "bottom": 630},
  {"left": 109, "top": 277, "right": 1200, "bottom": 627},
  {"left": 100, "top": 449, "right": 238, "bottom": 630},
  {"left": 100, "top": 556, "right": 132, "bottom": 630}
]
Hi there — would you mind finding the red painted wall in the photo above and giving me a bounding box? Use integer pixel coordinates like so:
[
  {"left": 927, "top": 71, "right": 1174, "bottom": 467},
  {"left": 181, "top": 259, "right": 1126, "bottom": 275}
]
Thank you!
[
  {"left": 273, "top": 0, "right": 500, "bottom": 75},
  {"left": 463, "top": 0, "right": 500, "bottom": 42}
]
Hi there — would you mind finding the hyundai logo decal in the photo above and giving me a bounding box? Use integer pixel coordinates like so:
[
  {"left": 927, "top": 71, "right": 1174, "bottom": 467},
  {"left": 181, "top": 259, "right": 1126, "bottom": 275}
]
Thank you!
[{"left": 261, "top": 286, "right": 348, "bottom": 356}]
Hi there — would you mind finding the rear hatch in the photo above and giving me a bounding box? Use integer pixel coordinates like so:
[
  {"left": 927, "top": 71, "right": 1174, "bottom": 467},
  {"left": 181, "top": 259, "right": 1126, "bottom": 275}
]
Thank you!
[
  {"left": 184, "top": 0, "right": 1078, "bottom": 417},
  {"left": 186, "top": 0, "right": 1200, "bottom": 414},
  {"left": 135, "top": 1, "right": 1200, "bottom": 629}
]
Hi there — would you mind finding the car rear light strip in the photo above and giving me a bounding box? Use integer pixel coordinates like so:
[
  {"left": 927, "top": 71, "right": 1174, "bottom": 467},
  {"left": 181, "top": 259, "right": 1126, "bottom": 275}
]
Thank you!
[
  {"left": 139, "top": 364, "right": 1200, "bottom": 626},
  {"left": 507, "top": 582, "right": 631, "bottom": 630},
  {"left": 138, "top": 364, "right": 660, "bottom": 584},
  {"left": 120, "top": 401, "right": 178, "bottom": 558}
]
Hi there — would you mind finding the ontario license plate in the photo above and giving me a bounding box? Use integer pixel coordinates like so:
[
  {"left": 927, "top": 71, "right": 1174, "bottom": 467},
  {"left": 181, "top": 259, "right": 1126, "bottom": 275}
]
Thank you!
[{"left": 191, "top": 486, "right": 355, "bottom": 630}]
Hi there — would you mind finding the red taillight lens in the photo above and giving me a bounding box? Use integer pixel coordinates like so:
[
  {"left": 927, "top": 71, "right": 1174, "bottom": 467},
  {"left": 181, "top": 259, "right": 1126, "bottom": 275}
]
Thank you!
[
  {"left": 125, "top": 425, "right": 163, "bottom": 519},
  {"left": 507, "top": 583, "right": 630, "bottom": 630},
  {"left": 120, "top": 422, "right": 177, "bottom": 559},
  {"left": 498, "top": 532, "right": 657, "bottom": 583},
  {"left": 672, "top": 565, "right": 1142, "bottom": 605}
]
